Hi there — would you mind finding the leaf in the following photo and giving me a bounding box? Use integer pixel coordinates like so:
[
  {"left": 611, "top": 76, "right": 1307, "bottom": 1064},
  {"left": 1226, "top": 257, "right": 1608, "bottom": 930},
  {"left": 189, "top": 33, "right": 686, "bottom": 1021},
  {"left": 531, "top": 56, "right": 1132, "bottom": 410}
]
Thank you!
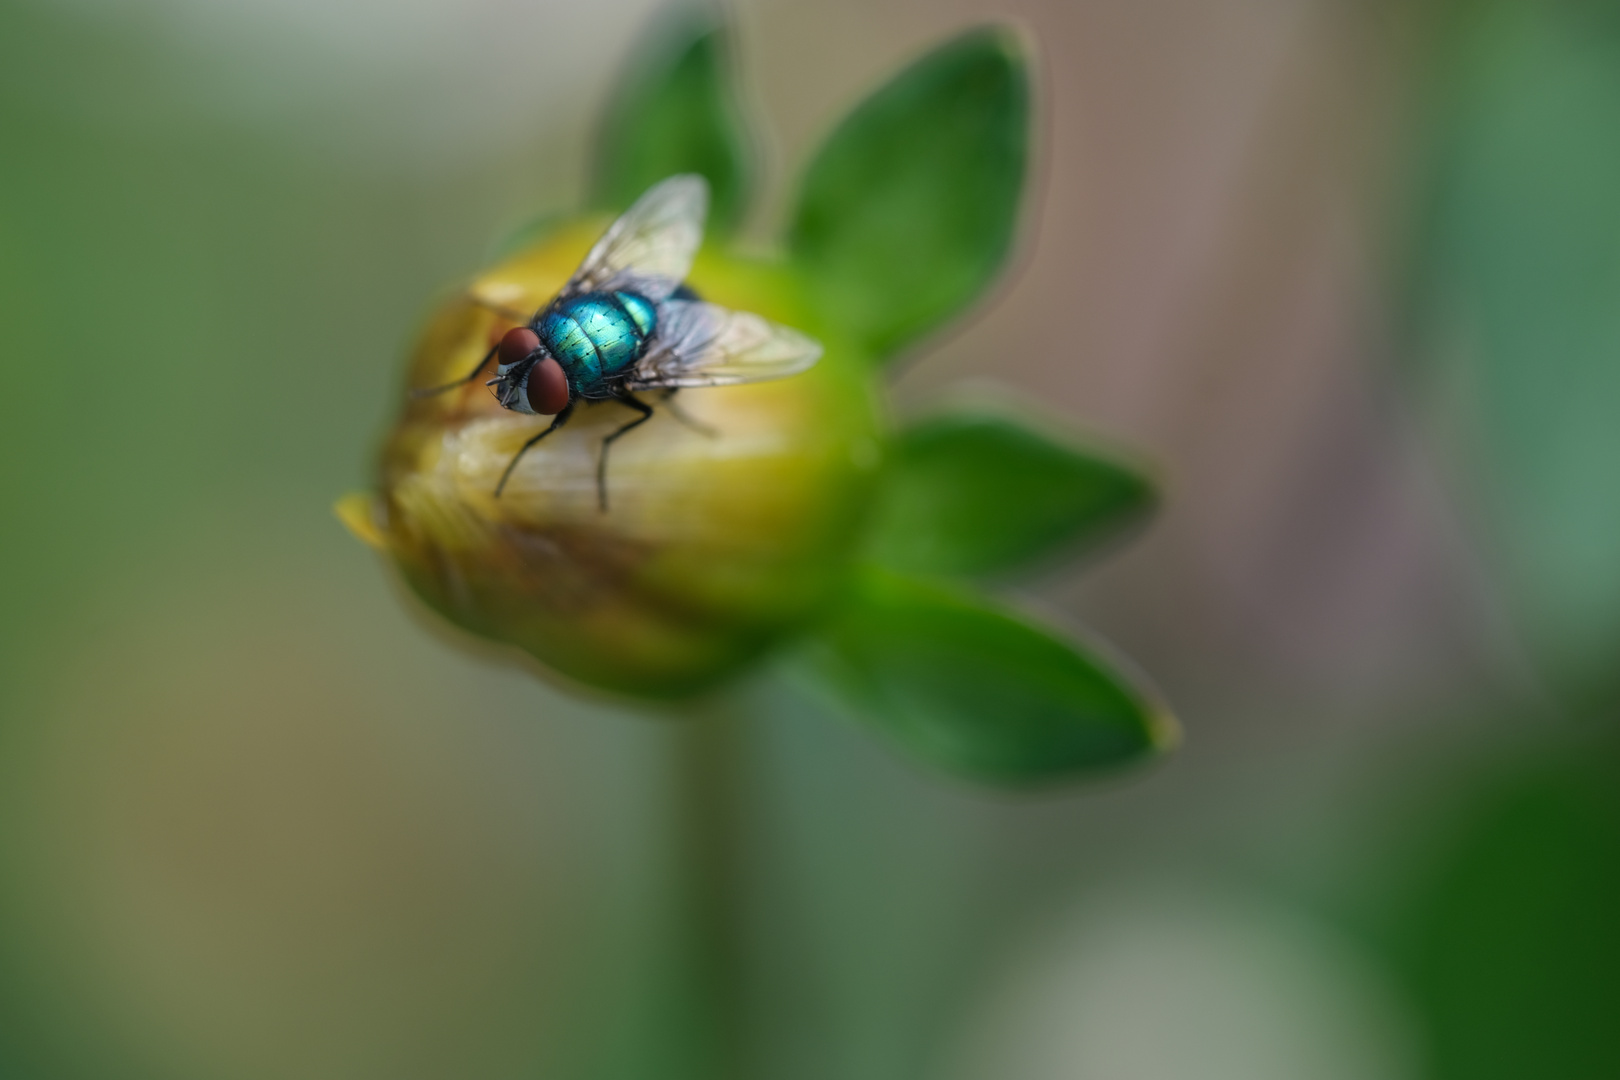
[
  {"left": 1405, "top": 0, "right": 1620, "bottom": 695},
  {"left": 488, "top": 210, "right": 566, "bottom": 262},
  {"left": 1387, "top": 745, "right": 1620, "bottom": 1080},
  {"left": 593, "top": 9, "right": 754, "bottom": 232},
  {"left": 866, "top": 407, "right": 1157, "bottom": 578},
  {"left": 788, "top": 26, "right": 1030, "bottom": 363},
  {"left": 807, "top": 571, "right": 1175, "bottom": 785}
]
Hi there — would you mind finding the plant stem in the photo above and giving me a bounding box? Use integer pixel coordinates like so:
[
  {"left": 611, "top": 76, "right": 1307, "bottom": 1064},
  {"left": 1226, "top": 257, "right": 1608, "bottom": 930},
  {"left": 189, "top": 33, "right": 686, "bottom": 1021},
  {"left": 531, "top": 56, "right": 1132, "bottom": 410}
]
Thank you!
[{"left": 640, "top": 695, "right": 750, "bottom": 1080}]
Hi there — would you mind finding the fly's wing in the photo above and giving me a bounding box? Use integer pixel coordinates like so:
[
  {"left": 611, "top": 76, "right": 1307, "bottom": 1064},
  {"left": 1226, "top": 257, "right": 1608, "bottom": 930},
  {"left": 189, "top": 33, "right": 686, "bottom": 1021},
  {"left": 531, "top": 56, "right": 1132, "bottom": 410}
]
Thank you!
[
  {"left": 559, "top": 175, "right": 708, "bottom": 303},
  {"left": 626, "top": 300, "right": 823, "bottom": 389}
]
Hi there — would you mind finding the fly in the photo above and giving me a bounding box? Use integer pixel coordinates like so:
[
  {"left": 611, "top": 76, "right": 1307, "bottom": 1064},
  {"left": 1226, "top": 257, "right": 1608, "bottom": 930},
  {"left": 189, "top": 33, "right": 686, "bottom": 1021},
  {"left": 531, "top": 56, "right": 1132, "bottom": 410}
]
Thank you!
[{"left": 415, "top": 175, "right": 823, "bottom": 510}]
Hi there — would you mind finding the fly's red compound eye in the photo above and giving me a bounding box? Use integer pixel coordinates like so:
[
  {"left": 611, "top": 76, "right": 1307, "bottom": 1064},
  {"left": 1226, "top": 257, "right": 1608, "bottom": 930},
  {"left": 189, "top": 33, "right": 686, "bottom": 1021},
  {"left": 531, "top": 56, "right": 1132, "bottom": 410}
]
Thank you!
[
  {"left": 526, "top": 357, "right": 570, "bottom": 415},
  {"left": 498, "top": 327, "right": 540, "bottom": 368}
]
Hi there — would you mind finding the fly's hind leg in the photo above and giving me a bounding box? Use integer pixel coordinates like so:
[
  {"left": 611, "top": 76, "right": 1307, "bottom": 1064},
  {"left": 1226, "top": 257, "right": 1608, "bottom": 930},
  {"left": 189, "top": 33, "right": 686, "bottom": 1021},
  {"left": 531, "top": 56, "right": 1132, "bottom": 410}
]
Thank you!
[
  {"left": 598, "top": 392, "right": 656, "bottom": 512},
  {"left": 495, "top": 402, "right": 574, "bottom": 497},
  {"left": 660, "top": 388, "right": 717, "bottom": 438}
]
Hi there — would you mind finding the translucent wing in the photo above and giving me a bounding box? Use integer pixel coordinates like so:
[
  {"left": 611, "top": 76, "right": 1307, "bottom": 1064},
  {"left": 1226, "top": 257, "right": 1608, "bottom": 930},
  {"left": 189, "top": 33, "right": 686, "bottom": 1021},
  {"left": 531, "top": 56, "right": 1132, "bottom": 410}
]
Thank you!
[
  {"left": 560, "top": 175, "right": 708, "bottom": 303},
  {"left": 627, "top": 300, "right": 823, "bottom": 389}
]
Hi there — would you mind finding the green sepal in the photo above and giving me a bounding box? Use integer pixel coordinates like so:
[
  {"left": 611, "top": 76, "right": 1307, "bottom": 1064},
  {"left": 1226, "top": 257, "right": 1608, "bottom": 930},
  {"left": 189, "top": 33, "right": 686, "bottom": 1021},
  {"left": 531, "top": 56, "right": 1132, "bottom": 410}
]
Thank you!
[
  {"left": 1402, "top": 0, "right": 1620, "bottom": 693},
  {"left": 805, "top": 571, "right": 1176, "bottom": 786},
  {"left": 592, "top": 10, "right": 754, "bottom": 231},
  {"left": 789, "top": 26, "right": 1030, "bottom": 363},
  {"left": 865, "top": 406, "right": 1157, "bottom": 578},
  {"left": 488, "top": 211, "right": 566, "bottom": 262}
]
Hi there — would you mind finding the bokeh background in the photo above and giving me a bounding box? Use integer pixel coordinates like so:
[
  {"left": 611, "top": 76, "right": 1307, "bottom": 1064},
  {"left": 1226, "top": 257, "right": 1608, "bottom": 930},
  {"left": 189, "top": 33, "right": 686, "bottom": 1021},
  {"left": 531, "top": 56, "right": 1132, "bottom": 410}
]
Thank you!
[{"left": 2, "top": 0, "right": 1618, "bottom": 1077}]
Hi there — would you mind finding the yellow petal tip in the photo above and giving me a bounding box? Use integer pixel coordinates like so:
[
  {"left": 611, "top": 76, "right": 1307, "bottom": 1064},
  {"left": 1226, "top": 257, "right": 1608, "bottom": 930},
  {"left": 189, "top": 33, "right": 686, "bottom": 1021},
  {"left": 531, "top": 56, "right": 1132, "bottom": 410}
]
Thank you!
[
  {"left": 334, "top": 492, "right": 387, "bottom": 551},
  {"left": 1148, "top": 706, "right": 1183, "bottom": 754}
]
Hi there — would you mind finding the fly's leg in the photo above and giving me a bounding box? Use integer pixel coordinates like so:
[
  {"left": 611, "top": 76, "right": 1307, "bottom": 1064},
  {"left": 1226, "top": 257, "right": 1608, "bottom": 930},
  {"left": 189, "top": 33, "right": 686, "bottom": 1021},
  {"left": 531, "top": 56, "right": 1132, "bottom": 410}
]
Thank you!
[
  {"left": 598, "top": 392, "right": 655, "bottom": 512},
  {"left": 495, "top": 402, "right": 575, "bottom": 497},
  {"left": 660, "top": 388, "right": 717, "bottom": 437},
  {"left": 414, "top": 294, "right": 535, "bottom": 398},
  {"left": 413, "top": 342, "right": 499, "bottom": 399}
]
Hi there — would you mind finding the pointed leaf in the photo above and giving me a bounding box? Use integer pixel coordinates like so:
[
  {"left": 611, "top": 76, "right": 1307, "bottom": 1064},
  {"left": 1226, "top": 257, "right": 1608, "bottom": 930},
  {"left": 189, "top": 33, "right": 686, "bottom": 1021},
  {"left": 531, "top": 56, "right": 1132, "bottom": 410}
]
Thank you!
[
  {"left": 1405, "top": 1, "right": 1620, "bottom": 693},
  {"left": 789, "top": 27, "right": 1029, "bottom": 362},
  {"left": 867, "top": 408, "right": 1156, "bottom": 578},
  {"left": 489, "top": 210, "right": 566, "bottom": 262},
  {"left": 593, "top": 11, "right": 754, "bottom": 231},
  {"left": 807, "top": 572, "right": 1175, "bottom": 785}
]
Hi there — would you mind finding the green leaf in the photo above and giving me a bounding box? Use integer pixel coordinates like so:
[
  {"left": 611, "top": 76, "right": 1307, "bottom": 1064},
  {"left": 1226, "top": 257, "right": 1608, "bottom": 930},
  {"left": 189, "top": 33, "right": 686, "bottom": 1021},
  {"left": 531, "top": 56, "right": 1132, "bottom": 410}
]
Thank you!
[
  {"left": 1405, "top": 0, "right": 1620, "bottom": 696},
  {"left": 866, "top": 407, "right": 1157, "bottom": 578},
  {"left": 1385, "top": 742, "right": 1620, "bottom": 1080},
  {"left": 488, "top": 210, "right": 565, "bottom": 261},
  {"left": 789, "top": 26, "right": 1029, "bottom": 362},
  {"left": 807, "top": 571, "right": 1175, "bottom": 785},
  {"left": 593, "top": 10, "right": 753, "bottom": 231}
]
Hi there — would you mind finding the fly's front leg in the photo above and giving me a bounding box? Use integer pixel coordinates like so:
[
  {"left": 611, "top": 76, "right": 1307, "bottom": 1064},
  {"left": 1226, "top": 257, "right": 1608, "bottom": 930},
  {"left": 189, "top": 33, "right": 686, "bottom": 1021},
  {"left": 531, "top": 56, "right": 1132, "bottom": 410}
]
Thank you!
[
  {"left": 598, "top": 392, "right": 655, "bottom": 511},
  {"left": 495, "top": 402, "right": 574, "bottom": 497},
  {"left": 413, "top": 342, "right": 499, "bottom": 398},
  {"left": 415, "top": 294, "right": 535, "bottom": 399}
]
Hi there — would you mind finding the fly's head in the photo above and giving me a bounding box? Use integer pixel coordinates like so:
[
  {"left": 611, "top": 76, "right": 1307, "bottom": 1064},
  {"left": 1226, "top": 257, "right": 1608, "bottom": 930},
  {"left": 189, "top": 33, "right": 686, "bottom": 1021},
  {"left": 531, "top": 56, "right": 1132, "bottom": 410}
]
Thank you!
[{"left": 490, "top": 326, "right": 570, "bottom": 416}]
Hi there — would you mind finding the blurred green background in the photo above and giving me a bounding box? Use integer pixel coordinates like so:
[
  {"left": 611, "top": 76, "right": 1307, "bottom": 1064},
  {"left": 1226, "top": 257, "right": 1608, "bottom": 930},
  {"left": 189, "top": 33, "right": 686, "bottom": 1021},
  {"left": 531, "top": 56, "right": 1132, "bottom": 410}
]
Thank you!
[{"left": 2, "top": 0, "right": 1617, "bottom": 1078}]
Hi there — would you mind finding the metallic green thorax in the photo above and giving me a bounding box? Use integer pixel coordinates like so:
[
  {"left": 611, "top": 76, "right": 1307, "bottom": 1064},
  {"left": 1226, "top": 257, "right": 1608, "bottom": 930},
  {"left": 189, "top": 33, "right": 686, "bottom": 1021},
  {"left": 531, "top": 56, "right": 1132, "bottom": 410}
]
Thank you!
[{"left": 536, "top": 291, "right": 658, "bottom": 398}]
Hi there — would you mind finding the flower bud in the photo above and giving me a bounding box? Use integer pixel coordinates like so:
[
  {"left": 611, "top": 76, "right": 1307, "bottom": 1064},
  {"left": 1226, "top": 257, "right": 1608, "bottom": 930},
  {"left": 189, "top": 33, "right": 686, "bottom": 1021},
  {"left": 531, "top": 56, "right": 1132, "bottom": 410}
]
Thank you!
[{"left": 341, "top": 220, "right": 884, "bottom": 699}]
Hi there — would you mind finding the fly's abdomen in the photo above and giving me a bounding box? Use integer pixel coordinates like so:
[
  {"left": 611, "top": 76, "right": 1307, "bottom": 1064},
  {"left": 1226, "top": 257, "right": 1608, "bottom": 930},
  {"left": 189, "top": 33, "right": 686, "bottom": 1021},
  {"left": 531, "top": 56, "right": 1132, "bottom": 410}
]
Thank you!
[
  {"left": 538, "top": 291, "right": 657, "bottom": 390},
  {"left": 614, "top": 291, "right": 657, "bottom": 337}
]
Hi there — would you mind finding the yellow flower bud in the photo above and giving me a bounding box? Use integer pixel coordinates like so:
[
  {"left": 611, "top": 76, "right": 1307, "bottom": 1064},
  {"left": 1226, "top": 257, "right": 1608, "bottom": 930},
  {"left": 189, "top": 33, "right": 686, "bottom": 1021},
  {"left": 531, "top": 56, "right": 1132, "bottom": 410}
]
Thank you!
[{"left": 341, "top": 220, "right": 884, "bottom": 698}]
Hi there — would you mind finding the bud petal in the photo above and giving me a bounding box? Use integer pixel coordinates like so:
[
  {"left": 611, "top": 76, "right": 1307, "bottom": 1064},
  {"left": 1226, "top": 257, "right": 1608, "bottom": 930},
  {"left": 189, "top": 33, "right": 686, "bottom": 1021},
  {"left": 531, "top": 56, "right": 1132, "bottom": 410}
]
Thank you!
[{"left": 348, "top": 221, "right": 883, "bottom": 698}]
